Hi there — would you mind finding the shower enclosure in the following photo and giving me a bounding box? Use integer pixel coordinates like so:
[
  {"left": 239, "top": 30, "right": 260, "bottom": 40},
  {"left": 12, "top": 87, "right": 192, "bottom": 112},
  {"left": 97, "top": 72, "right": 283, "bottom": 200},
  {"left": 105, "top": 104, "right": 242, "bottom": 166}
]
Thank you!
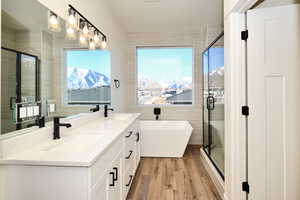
[
  {"left": 1, "top": 47, "right": 39, "bottom": 134},
  {"left": 202, "top": 33, "right": 225, "bottom": 178}
]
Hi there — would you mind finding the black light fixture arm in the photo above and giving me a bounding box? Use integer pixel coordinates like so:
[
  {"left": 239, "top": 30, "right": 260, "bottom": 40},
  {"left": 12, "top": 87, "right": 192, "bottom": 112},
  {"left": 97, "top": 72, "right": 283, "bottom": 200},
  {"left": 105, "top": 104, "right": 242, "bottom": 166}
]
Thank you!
[{"left": 68, "top": 4, "right": 107, "bottom": 40}]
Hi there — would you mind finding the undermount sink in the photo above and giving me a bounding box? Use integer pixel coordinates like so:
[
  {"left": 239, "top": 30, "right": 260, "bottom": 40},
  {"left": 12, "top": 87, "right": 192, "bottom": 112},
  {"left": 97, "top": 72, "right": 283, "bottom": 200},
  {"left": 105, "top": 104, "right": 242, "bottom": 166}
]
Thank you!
[
  {"left": 40, "top": 134, "right": 104, "bottom": 153},
  {"left": 108, "top": 113, "right": 132, "bottom": 121}
]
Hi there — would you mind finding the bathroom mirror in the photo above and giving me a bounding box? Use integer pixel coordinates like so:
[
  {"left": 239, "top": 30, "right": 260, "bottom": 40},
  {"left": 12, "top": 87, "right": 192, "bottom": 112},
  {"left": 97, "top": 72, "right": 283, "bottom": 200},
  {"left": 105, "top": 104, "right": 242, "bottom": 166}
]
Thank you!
[{"left": 1, "top": 0, "right": 111, "bottom": 136}]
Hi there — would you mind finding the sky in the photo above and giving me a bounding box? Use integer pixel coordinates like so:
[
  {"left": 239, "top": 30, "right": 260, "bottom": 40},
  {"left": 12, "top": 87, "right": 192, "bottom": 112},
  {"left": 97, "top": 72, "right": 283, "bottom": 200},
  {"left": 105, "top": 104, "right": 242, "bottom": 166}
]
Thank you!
[
  {"left": 137, "top": 48, "right": 193, "bottom": 83},
  {"left": 67, "top": 50, "right": 111, "bottom": 76},
  {"left": 66, "top": 48, "right": 223, "bottom": 82},
  {"left": 203, "top": 47, "right": 224, "bottom": 74}
]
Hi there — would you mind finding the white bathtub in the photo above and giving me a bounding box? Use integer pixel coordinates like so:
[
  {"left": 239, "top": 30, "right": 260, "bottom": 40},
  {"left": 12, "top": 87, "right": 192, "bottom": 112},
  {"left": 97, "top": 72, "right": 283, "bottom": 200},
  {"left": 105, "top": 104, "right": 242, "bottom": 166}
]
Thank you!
[{"left": 140, "top": 120, "right": 193, "bottom": 158}]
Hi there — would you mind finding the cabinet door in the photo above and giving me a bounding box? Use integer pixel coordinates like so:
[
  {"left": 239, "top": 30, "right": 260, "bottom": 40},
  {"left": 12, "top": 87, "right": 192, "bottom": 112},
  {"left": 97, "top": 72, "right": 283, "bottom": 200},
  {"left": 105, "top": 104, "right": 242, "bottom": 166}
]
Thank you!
[
  {"left": 108, "top": 152, "right": 122, "bottom": 200},
  {"left": 91, "top": 175, "right": 108, "bottom": 200}
]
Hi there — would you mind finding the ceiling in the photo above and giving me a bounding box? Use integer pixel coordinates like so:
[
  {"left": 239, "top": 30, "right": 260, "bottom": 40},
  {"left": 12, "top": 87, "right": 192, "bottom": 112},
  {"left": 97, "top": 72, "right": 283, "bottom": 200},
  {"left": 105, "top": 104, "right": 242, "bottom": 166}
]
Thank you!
[{"left": 106, "top": 0, "right": 223, "bottom": 33}]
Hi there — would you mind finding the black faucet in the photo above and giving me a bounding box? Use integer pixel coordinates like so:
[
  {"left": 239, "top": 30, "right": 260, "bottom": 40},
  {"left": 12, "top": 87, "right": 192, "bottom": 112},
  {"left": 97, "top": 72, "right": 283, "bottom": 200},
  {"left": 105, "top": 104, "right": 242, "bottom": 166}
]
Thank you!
[
  {"left": 104, "top": 105, "right": 114, "bottom": 118},
  {"left": 90, "top": 105, "right": 100, "bottom": 112},
  {"left": 53, "top": 116, "right": 72, "bottom": 140},
  {"left": 27, "top": 117, "right": 45, "bottom": 128}
]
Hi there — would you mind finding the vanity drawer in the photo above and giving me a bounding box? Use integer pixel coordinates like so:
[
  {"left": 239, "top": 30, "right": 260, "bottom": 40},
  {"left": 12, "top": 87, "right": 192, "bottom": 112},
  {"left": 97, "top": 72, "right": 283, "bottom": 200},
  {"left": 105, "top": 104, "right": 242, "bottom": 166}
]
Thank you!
[{"left": 89, "top": 136, "right": 123, "bottom": 188}]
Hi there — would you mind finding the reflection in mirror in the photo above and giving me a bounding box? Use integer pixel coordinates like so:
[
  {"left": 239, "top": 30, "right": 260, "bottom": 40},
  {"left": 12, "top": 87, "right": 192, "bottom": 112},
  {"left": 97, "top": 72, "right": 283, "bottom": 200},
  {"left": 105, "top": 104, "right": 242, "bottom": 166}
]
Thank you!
[{"left": 1, "top": 0, "right": 111, "bottom": 136}]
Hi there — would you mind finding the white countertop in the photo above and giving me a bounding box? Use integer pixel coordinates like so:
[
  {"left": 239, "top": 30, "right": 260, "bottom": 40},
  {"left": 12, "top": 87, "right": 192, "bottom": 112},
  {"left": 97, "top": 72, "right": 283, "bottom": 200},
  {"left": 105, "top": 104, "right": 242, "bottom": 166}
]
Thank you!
[{"left": 0, "top": 113, "right": 140, "bottom": 167}]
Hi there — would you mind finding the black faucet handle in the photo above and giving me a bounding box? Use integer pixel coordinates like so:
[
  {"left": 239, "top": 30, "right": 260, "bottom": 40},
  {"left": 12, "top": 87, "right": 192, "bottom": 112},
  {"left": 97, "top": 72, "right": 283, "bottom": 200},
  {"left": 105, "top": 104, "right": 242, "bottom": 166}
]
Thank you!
[{"left": 60, "top": 123, "right": 72, "bottom": 128}]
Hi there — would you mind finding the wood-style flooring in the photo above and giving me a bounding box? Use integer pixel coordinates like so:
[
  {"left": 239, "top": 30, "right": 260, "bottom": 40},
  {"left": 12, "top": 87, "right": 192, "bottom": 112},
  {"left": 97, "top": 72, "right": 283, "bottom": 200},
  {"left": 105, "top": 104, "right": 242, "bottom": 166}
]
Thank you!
[{"left": 127, "top": 145, "right": 222, "bottom": 200}]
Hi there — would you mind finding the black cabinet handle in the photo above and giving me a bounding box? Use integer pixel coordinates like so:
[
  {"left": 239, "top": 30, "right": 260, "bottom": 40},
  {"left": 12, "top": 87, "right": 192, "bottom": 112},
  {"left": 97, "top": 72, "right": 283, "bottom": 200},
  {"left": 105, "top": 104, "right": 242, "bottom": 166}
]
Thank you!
[
  {"left": 113, "top": 167, "right": 118, "bottom": 182},
  {"left": 125, "top": 131, "right": 133, "bottom": 138},
  {"left": 136, "top": 132, "right": 140, "bottom": 142},
  {"left": 109, "top": 172, "right": 115, "bottom": 186},
  {"left": 126, "top": 175, "right": 134, "bottom": 187},
  {"left": 125, "top": 150, "right": 133, "bottom": 159}
]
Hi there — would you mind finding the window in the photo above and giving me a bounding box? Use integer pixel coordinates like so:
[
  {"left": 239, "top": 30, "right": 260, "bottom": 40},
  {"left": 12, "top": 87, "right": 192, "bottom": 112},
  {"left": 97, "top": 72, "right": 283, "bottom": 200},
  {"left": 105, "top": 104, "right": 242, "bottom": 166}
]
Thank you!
[
  {"left": 66, "top": 49, "right": 111, "bottom": 105},
  {"left": 137, "top": 47, "right": 193, "bottom": 105}
]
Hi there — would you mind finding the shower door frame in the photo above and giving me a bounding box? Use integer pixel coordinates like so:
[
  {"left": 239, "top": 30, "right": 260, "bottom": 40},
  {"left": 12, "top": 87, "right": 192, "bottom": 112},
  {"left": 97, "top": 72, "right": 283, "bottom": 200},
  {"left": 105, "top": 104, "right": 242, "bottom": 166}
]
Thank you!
[
  {"left": 202, "top": 32, "right": 225, "bottom": 180},
  {"left": 1, "top": 47, "right": 40, "bottom": 130}
]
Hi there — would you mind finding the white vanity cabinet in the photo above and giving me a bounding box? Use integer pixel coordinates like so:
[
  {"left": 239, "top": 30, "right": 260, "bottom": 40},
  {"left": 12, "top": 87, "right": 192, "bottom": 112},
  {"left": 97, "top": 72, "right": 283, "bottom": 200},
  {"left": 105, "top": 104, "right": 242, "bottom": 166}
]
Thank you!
[
  {"left": 88, "top": 120, "right": 142, "bottom": 200},
  {"left": 1, "top": 114, "right": 141, "bottom": 200}
]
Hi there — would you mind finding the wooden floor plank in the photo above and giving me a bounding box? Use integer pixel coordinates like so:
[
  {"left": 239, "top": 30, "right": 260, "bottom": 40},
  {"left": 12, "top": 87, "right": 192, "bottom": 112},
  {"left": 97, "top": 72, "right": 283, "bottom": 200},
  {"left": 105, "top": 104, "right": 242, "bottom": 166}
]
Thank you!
[{"left": 127, "top": 146, "right": 222, "bottom": 200}]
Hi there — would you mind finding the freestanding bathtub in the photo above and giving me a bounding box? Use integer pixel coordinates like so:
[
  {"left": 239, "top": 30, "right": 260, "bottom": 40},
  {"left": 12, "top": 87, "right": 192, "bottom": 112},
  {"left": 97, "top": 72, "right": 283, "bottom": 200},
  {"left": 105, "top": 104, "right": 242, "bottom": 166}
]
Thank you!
[{"left": 140, "top": 120, "right": 193, "bottom": 158}]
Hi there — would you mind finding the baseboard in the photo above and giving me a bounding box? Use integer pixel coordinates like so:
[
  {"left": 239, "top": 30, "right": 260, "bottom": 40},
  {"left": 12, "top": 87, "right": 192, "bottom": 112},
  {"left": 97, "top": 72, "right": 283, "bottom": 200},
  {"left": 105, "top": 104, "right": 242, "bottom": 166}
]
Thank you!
[{"left": 200, "top": 148, "right": 225, "bottom": 200}]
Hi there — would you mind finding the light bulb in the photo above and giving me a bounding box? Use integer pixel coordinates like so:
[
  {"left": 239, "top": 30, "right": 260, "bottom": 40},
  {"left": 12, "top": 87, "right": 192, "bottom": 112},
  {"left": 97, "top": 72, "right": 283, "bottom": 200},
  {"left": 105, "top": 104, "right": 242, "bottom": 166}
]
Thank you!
[
  {"left": 93, "top": 33, "right": 100, "bottom": 44},
  {"left": 66, "top": 26, "right": 76, "bottom": 40},
  {"left": 101, "top": 39, "right": 107, "bottom": 49},
  {"left": 82, "top": 23, "right": 89, "bottom": 37},
  {"left": 49, "top": 15, "right": 58, "bottom": 26},
  {"left": 89, "top": 39, "right": 96, "bottom": 50},
  {"left": 79, "top": 33, "right": 87, "bottom": 46},
  {"left": 67, "top": 26, "right": 74, "bottom": 35},
  {"left": 48, "top": 11, "right": 60, "bottom": 32},
  {"left": 68, "top": 14, "right": 76, "bottom": 27}
]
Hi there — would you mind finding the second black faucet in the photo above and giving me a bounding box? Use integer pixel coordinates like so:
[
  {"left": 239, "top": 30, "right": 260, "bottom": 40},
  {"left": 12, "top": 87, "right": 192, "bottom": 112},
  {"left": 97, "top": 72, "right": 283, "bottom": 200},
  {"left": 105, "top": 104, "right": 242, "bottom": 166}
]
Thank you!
[
  {"left": 53, "top": 116, "right": 72, "bottom": 140},
  {"left": 104, "top": 105, "right": 114, "bottom": 117}
]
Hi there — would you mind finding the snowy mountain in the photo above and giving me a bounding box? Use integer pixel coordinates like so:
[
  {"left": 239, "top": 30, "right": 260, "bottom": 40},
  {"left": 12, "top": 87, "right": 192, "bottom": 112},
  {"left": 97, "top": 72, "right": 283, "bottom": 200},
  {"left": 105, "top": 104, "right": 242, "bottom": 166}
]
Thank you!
[
  {"left": 206, "top": 66, "right": 224, "bottom": 88},
  {"left": 138, "top": 76, "right": 192, "bottom": 90},
  {"left": 68, "top": 67, "right": 110, "bottom": 89}
]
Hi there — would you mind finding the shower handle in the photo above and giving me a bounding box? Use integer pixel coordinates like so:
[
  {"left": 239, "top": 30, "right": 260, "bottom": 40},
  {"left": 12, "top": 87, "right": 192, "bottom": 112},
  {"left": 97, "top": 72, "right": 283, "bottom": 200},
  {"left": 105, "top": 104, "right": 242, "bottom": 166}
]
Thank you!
[{"left": 206, "top": 96, "right": 215, "bottom": 110}]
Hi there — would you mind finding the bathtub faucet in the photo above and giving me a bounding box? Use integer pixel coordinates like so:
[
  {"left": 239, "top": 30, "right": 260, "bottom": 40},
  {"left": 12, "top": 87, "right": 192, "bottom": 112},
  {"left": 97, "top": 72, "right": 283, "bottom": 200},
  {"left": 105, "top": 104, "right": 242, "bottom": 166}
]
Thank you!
[{"left": 154, "top": 107, "right": 161, "bottom": 120}]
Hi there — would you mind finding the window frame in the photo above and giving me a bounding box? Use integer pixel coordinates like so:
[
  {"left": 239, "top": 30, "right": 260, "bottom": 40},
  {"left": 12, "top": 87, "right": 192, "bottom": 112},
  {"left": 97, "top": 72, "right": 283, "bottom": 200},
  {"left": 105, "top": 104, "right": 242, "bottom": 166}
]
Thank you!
[
  {"left": 135, "top": 46, "right": 195, "bottom": 107},
  {"left": 62, "top": 48, "right": 111, "bottom": 107}
]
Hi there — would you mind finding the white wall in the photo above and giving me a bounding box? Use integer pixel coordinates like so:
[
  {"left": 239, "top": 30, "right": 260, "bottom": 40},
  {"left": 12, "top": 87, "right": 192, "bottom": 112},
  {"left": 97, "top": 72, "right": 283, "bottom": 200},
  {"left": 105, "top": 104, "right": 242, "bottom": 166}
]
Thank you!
[{"left": 38, "top": 0, "right": 128, "bottom": 112}]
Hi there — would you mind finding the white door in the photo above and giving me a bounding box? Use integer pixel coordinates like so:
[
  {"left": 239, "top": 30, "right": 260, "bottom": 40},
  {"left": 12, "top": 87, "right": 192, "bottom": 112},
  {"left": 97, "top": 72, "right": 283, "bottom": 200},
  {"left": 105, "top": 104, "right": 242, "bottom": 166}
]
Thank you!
[{"left": 247, "top": 4, "right": 300, "bottom": 200}]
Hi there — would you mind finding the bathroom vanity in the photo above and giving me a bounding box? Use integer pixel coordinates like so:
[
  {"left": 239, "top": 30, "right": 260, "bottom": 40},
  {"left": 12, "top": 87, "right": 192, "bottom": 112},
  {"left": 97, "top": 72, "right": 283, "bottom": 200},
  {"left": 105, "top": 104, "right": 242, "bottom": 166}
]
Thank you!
[{"left": 0, "top": 113, "right": 141, "bottom": 200}]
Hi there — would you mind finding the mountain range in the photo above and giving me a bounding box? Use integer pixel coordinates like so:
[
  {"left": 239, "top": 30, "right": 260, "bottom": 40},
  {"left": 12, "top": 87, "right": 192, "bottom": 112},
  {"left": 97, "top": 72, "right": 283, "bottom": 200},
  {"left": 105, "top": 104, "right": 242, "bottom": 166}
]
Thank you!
[
  {"left": 68, "top": 67, "right": 110, "bottom": 89},
  {"left": 138, "top": 66, "right": 224, "bottom": 90},
  {"left": 206, "top": 66, "right": 224, "bottom": 88},
  {"left": 138, "top": 76, "right": 192, "bottom": 90}
]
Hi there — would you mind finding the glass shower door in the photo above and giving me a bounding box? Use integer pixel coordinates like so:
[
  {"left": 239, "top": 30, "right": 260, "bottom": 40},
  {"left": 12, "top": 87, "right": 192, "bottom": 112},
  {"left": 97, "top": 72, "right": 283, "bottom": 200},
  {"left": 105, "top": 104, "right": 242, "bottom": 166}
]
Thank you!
[
  {"left": 202, "top": 33, "right": 225, "bottom": 178},
  {"left": 1, "top": 48, "right": 39, "bottom": 134}
]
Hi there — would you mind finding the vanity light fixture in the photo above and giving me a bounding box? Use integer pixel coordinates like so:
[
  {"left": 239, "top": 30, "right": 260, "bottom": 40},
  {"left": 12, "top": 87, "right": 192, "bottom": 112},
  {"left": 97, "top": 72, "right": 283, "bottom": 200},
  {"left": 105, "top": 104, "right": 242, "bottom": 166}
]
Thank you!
[
  {"left": 48, "top": 11, "right": 61, "bottom": 32},
  {"left": 66, "top": 4, "right": 108, "bottom": 49}
]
